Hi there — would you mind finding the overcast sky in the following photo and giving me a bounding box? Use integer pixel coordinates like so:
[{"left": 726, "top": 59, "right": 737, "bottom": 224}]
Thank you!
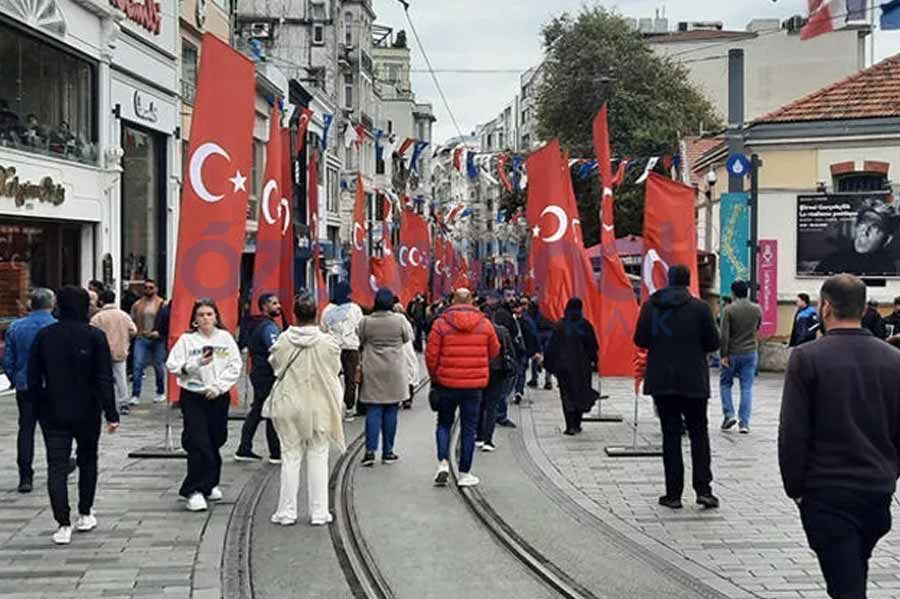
[{"left": 372, "top": 0, "right": 900, "bottom": 144}]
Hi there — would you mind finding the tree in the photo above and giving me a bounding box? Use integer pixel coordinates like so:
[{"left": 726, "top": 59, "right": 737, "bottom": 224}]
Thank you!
[{"left": 536, "top": 6, "right": 722, "bottom": 243}]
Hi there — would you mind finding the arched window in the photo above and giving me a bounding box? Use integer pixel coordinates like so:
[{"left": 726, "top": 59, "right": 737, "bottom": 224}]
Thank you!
[{"left": 344, "top": 12, "right": 353, "bottom": 46}]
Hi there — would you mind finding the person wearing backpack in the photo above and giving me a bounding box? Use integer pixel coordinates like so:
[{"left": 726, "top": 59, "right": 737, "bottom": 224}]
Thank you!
[{"left": 476, "top": 305, "right": 516, "bottom": 452}]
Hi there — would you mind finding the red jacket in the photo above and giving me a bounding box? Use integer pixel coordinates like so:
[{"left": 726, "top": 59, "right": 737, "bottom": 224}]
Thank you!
[{"left": 426, "top": 305, "right": 501, "bottom": 389}]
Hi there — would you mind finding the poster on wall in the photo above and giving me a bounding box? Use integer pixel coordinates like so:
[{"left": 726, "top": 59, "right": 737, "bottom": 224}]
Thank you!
[
  {"left": 758, "top": 240, "right": 778, "bottom": 337},
  {"left": 797, "top": 193, "right": 899, "bottom": 277}
]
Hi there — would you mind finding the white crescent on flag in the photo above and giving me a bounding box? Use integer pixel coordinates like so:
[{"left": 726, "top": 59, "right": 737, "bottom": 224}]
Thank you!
[
  {"left": 539, "top": 205, "right": 568, "bottom": 243},
  {"left": 189, "top": 142, "right": 230, "bottom": 203}
]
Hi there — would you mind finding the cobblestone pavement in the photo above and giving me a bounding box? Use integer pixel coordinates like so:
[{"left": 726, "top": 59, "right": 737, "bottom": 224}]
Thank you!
[
  {"left": 0, "top": 373, "right": 266, "bottom": 599},
  {"left": 520, "top": 371, "right": 900, "bottom": 599}
]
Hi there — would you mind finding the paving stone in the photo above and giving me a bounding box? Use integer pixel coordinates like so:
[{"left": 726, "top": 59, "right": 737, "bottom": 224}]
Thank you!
[{"left": 521, "top": 371, "right": 900, "bottom": 597}]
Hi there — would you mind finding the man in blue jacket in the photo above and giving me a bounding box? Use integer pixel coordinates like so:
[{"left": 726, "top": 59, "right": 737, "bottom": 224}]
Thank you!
[{"left": 3, "top": 288, "right": 56, "bottom": 493}]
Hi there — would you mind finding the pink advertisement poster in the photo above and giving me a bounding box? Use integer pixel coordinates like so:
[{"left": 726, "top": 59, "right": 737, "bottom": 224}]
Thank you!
[{"left": 758, "top": 240, "right": 778, "bottom": 337}]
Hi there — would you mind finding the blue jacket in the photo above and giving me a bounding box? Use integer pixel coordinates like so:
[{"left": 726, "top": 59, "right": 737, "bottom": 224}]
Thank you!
[
  {"left": 248, "top": 317, "right": 281, "bottom": 384},
  {"left": 3, "top": 311, "right": 56, "bottom": 391}
]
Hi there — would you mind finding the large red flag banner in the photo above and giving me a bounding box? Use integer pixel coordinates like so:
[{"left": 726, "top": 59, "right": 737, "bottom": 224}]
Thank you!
[
  {"left": 350, "top": 174, "right": 374, "bottom": 307},
  {"left": 431, "top": 235, "right": 445, "bottom": 300},
  {"left": 278, "top": 127, "right": 295, "bottom": 326},
  {"left": 372, "top": 195, "right": 403, "bottom": 297},
  {"left": 526, "top": 141, "right": 603, "bottom": 369},
  {"left": 168, "top": 34, "right": 254, "bottom": 401},
  {"left": 643, "top": 172, "right": 700, "bottom": 300},
  {"left": 398, "top": 208, "right": 430, "bottom": 306},
  {"left": 251, "top": 103, "right": 291, "bottom": 316},
  {"left": 295, "top": 107, "right": 313, "bottom": 156},
  {"left": 307, "top": 152, "right": 329, "bottom": 311},
  {"left": 592, "top": 106, "right": 639, "bottom": 376}
]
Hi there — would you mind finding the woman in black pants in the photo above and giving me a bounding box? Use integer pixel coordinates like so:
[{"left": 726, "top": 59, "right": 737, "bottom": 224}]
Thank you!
[{"left": 166, "top": 299, "right": 243, "bottom": 512}]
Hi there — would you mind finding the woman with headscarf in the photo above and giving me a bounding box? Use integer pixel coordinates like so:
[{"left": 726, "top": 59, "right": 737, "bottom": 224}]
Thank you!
[
  {"left": 320, "top": 281, "right": 364, "bottom": 419},
  {"left": 543, "top": 298, "right": 599, "bottom": 436},
  {"left": 268, "top": 295, "right": 344, "bottom": 526},
  {"left": 357, "top": 289, "right": 411, "bottom": 466}
]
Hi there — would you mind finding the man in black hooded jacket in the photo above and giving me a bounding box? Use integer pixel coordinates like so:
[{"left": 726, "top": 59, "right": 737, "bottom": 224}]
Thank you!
[
  {"left": 634, "top": 265, "right": 720, "bottom": 510},
  {"left": 28, "top": 286, "right": 119, "bottom": 545}
]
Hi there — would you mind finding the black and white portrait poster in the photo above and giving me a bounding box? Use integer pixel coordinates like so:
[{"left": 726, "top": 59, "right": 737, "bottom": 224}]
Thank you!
[{"left": 797, "top": 193, "right": 899, "bottom": 278}]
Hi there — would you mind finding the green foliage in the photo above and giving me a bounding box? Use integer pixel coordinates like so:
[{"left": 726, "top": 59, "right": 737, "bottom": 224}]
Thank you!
[{"left": 536, "top": 5, "right": 721, "bottom": 240}]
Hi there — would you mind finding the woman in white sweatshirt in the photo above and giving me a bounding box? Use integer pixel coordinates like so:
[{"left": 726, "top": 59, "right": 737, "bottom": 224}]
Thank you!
[
  {"left": 166, "top": 299, "right": 243, "bottom": 512},
  {"left": 269, "top": 296, "right": 345, "bottom": 526}
]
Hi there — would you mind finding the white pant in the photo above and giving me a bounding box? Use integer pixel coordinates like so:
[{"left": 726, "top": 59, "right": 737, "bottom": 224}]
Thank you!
[
  {"left": 112, "top": 360, "right": 128, "bottom": 406},
  {"left": 273, "top": 436, "right": 330, "bottom": 522}
]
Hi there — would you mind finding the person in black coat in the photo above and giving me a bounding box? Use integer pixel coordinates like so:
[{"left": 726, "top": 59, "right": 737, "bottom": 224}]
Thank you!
[
  {"left": 634, "top": 265, "right": 720, "bottom": 510},
  {"left": 27, "top": 286, "right": 119, "bottom": 545},
  {"left": 544, "top": 298, "right": 598, "bottom": 436},
  {"left": 861, "top": 300, "right": 887, "bottom": 340}
]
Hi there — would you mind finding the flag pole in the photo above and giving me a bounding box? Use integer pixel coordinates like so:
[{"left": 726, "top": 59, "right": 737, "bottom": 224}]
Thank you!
[{"left": 604, "top": 384, "right": 662, "bottom": 458}]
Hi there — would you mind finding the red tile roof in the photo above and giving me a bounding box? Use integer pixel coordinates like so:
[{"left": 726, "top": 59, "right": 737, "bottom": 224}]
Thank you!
[
  {"left": 755, "top": 53, "right": 900, "bottom": 124},
  {"left": 683, "top": 136, "right": 726, "bottom": 184}
]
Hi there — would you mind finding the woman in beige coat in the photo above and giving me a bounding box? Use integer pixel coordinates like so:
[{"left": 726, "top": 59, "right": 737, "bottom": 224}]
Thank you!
[
  {"left": 358, "top": 289, "right": 410, "bottom": 467},
  {"left": 268, "top": 297, "right": 345, "bottom": 526}
]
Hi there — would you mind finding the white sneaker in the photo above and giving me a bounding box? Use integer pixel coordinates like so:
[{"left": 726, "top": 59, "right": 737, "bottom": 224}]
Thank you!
[
  {"left": 268, "top": 457, "right": 282, "bottom": 465},
  {"left": 270, "top": 513, "right": 297, "bottom": 526},
  {"left": 154, "top": 394, "right": 167, "bottom": 403},
  {"left": 75, "top": 513, "right": 97, "bottom": 532},
  {"left": 186, "top": 492, "right": 208, "bottom": 512},
  {"left": 343, "top": 409, "right": 356, "bottom": 422},
  {"left": 457, "top": 473, "right": 480, "bottom": 487},
  {"left": 208, "top": 487, "right": 223, "bottom": 501},
  {"left": 128, "top": 397, "right": 140, "bottom": 406},
  {"left": 482, "top": 443, "right": 496, "bottom": 453},
  {"left": 52, "top": 526, "right": 72, "bottom": 545},
  {"left": 475, "top": 441, "right": 485, "bottom": 449},
  {"left": 310, "top": 513, "right": 333, "bottom": 526},
  {"left": 433, "top": 462, "right": 450, "bottom": 487}
]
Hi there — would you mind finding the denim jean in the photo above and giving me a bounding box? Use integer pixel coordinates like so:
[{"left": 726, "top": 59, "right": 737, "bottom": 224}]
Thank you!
[
  {"left": 514, "top": 356, "right": 528, "bottom": 395},
  {"left": 435, "top": 388, "right": 481, "bottom": 473},
  {"left": 365, "top": 404, "right": 399, "bottom": 454},
  {"left": 132, "top": 337, "right": 166, "bottom": 398},
  {"left": 719, "top": 352, "right": 758, "bottom": 426}
]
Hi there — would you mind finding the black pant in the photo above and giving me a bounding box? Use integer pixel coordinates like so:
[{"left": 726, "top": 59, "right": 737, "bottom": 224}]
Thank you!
[
  {"left": 179, "top": 390, "right": 230, "bottom": 498},
  {"left": 340, "top": 350, "right": 360, "bottom": 411},
  {"left": 559, "top": 380, "right": 583, "bottom": 432},
  {"left": 654, "top": 395, "right": 713, "bottom": 498},
  {"left": 800, "top": 488, "right": 892, "bottom": 599},
  {"left": 413, "top": 323, "right": 424, "bottom": 352},
  {"left": 237, "top": 378, "right": 281, "bottom": 458},
  {"left": 477, "top": 376, "right": 505, "bottom": 445},
  {"left": 40, "top": 418, "right": 100, "bottom": 527},
  {"left": 16, "top": 391, "right": 37, "bottom": 483}
]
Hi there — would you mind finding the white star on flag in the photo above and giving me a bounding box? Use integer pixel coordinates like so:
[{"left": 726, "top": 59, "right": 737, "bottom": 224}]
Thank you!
[
  {"left": 229, "top": 170, "right": 247, "bottom": 193},
  {"left": 532, "top": 225, "right": 541, "bottom": 238}
]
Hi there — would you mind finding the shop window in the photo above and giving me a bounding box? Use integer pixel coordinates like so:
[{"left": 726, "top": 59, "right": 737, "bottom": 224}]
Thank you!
[
  {"left": 121, "top": 125, "right": 164, "bottom": 290},
  {"left": 182, "top": 42, "right": 199, "bottom": 105},
  {"left": 835, "top": 172, "right": 888, "bottom": 193},
  {"left": 0, "top": 20, "right": 97, "bottom": 164}
]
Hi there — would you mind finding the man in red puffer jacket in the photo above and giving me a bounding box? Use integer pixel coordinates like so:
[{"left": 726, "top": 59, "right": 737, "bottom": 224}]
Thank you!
[{"left": 426, "top": 288, "right": 500, "bottom": 488}]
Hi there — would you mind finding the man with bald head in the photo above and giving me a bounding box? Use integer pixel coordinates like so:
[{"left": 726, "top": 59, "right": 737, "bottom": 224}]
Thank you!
[{"left": 426, "top": 288, "right": 501, "bottom": 488}]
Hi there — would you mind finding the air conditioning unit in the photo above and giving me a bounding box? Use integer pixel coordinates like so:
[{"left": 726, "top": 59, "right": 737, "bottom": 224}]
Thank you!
[
  {"left": 248, "top": 22, "right": 271, "bottom": 39},
  {"left": 783, "top": 15, "right": 805, "bottom": 33}
]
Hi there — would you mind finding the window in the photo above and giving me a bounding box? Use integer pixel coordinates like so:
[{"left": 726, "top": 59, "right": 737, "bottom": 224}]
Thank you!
[
  {"left": 0, "top": 20, "right": 97, "bottom": 164},
  {"left": 249, "top": 139, "right": 265, "bottom": 221},
  {"left": 417, "top": 121, "right": 426, "bottom": 141},
  {"left": 122, "top": 125, "right": 164, "bottom": 287},
  {"left": 835, "top": 173, "right": 888, "bottom": 193},
  {"left": 312, "top": 25, "right": 325, "bottom": 45},
  {"left": 327, "top": 166, "right": 339, "bottom": 213},
  {"left": 498, "top": 132, "right": 505, "bottom": 149},
  {"left": 309, "top": 0, "right": 327, "bottom": 20},
  {"left": 181, "top": 42, "right": 198, "bottom": 105},
  {"left": 309, "top": 131, "right": 321, "bottom": 153},
  {"left": 345, "top": 12, "right": 353, "bottom": 46},
  {"left": 344, "top": 74, "right": 354, "bottom": 109},
  {"left": 387, "top": 120, "right": 393, "bottom": 134},
  {"left": 328, "top": 226, "right": 340, "bottom": 259}
]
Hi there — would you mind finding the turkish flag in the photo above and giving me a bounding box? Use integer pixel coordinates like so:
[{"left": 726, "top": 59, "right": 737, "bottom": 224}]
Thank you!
[
  {"left": 643, "top": 172, "right": 700, "bottom": 300},
  {"left": 350, "top": 174, "right": 374, "bottom": 307},
  {"left": 398, "top": 209, "right": 430, "bottom": 306},
  {"left": 373, "top": 195, "right": 402, "bottom": 297},
  {"left": 527, "top": 140, "right": 603, "bottom": 367},
  {"left": 251, "top": 103, "right": 291, "bottom": 317},
  {"left": 278, "top": 127, "right": 295, "bottom": 325},
  {"left": 307, "top": 152, "right": 329, "bottom": 311},
  {"left": 168, "top": 34, "right": 254, "bottom": 401},
  {"left": 592, "top": 105, "right": 638, "bottom": 376},
  {"left": 295, "top": 107, "right": 313, "bottom": 157},
  {"left": 431, "top": 235, "right": 445, "bottom": 300},
  {"left": 453, "top": 147, "right": 463, "bottom": 171}
]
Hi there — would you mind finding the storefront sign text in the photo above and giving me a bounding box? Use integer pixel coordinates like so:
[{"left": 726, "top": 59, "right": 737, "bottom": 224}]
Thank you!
[
  {"left": 110, "top": 0, "right": 162, "bottom": 35},
  {"left": 0, "top": 166, "right": 66, "bottom": 208},
  {"left": 133, "top": 90, "right": 159, "bottom": 123}
]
